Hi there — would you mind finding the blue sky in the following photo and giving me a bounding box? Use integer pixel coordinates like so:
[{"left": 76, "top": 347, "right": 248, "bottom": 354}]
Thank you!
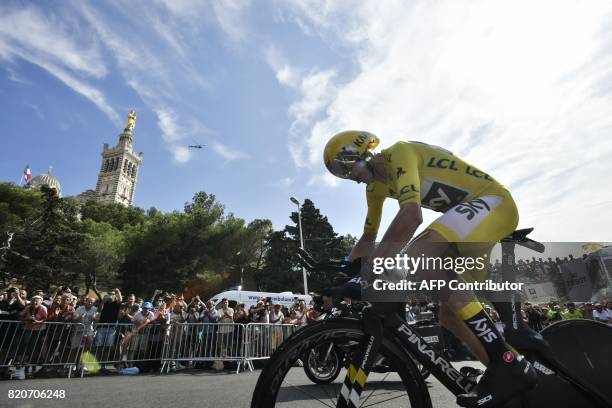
[{"left": 1, "top": 0, "right": 612, "bottom": 242}]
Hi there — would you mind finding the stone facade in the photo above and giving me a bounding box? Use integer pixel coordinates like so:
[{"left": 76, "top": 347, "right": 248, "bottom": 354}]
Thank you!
[{"left": 94, "top": 128, "right": 143, "bottom": 207}]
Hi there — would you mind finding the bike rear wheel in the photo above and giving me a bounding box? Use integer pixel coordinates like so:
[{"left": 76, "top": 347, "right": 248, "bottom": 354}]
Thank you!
[
  {"left": 251, "top": 318, "right": 431, "bottom": 408},
  {"left": 517, "top": 319, "right": 612, "bottom": 408}
]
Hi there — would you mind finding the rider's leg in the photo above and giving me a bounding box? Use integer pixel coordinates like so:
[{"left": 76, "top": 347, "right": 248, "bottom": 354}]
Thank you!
[
  {"left": 417, "top": 194, "right": 538, "bottom": 407},
  {"left": 407, "top": 229, "right": 503, "bottom": 366},
  {"left": 438, "top": 302, "right": 489, "bottom": 365}
]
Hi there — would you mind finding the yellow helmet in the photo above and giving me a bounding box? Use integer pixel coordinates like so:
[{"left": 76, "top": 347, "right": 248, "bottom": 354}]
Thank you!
[{"left": 323, "top": 130, "right": 380, "bottom": 179}]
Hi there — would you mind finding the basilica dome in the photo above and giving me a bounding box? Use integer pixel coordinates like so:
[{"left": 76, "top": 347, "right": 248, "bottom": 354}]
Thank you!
[{"left": 29, "top": 171, "right": 62, "bottom": 197}]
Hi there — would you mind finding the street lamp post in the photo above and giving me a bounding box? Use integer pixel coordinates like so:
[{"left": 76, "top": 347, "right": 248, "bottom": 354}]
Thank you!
[{"left": 290, "top": 196, "right": 308, "bottom": 295}]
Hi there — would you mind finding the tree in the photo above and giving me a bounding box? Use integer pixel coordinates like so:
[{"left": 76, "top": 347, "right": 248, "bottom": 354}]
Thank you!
[
  {"left": 0, "top": 183, "right": 43, "bottom": 286},
  {"left": 256, "top": 230, "right": 302, "bottom": 292},
  {"left": 119, "top": 191, "right": 273, "bottom": 298},
  {"left": 80, "top": 200, "right": 146, "bottom": 230},
  {"left": 259, "top": 199, "right": 356, "bottom": 294},
  {"left": 5, "top": 186, "right": 84, "bottom": 291},
  {"left": 76, "top": 220, "right": 125, "bottom": 297}
]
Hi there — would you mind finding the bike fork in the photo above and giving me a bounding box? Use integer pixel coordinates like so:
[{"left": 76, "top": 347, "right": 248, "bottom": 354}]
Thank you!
[{"left": 337, "top": 304, "right": 387, "bottom": 408}]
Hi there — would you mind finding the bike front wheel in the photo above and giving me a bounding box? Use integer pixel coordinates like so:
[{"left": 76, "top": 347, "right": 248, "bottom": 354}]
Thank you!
[{"left": 251, "top": 318, "right": 431, "bottom": 408}]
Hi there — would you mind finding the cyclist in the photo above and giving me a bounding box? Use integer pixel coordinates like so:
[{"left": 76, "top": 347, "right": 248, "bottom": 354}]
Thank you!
[{"left": 323, "top": 130, "right": 538, "bottom": 407}]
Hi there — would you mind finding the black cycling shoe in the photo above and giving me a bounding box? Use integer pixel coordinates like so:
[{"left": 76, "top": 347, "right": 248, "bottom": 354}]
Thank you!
[
  {"left": 460, "top": 366, "right": 484, "bottom": 385},
  {"left": 456, "top": 353, "right": 538, "bottom": 408}
]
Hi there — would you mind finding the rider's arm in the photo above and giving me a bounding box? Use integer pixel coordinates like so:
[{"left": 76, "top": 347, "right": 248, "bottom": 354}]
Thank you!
[
  {"left": 369, "top": 144, "right": 423, "bottom": 260},
  {"left": 370, "top": 202, "right": 422, "bottom": 260},
  {"left": 350, "top": 185, "right": 386, "bottom": 261},
  {"left": 348, "top": 233, "right": 376, "bottom": 261}
]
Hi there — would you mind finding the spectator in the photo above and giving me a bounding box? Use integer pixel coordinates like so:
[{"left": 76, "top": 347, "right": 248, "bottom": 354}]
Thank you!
[
  {"left": 592, "top": 303, "right": 612, "bottom": 326},
  {"left": 269, "top": 304, "right": 284, "bottom": 351},
  {"left": 176, "top": 294, "right": 188, "bottom": 310},
  {"left": 546, "top": 305, "right": 562, "bottom": 324},
  {"left": 15, "top": 296, "right": 47, "bottom": 379},
  {"left": 203, "top": 301, "right": 219, "bottom": 322},
  {"left": 212, "top": 299, "right": 234, "bottom": 370},
  {"left": 295, "top": 300, "right": 308, "bottom": 327},
  {"left": 132, "top": 302, "right": 154, "bottom": 326},
  {"left": 185, "top": 304, "right": 201, "bottom": 323},
  {"left": 131, "top": 302, "right": 154, "bottom": 360},
  {"left": 582, "top": 302, "right": 594, "bottom": 320},
  {"left": 524, "top": 302, "right": 545, "bottom": 332},
  {"left": 94, "top": 289, "right": 122, "bottom": 362},
  {"left": 171, "top": 303, "right": 187, "bottom": 323},
  {"left": 249, "top": 301, "right": 266, "bottom": 323},
  {"left": 0, "top": 287, "right": 26, "bottom": 319},
  {"left": 561, "top": 302, "right": 583, "bottom": 320},
  {"left": 233, "top": 303, "right": 248, "bottom": 324},
  {"left": 73, "top": 296, "right": 97, "bottom": 351},
  {"left": 124, "top": 294, "right": 140, "bottom": 318}
]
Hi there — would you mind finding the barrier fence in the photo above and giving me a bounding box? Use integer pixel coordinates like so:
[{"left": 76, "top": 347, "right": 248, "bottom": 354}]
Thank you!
[{"left": 0, "top": 320, "right": 298, "bottom": 378}]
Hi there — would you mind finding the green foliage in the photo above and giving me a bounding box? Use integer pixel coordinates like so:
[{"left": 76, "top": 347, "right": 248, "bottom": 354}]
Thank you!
[
  {"left": 260, "top": 199, "right": 355, "bottom": 294},
  {"left": 80, "top": 200, "right": 146, "bottom": 229},
  {"left": 4, "top": 186, "right": 84, "bottom": 290},
  {"left": 0, "top": 183, "right": 355, "bottom": 298},
  {"left": 0, "top": 182, "right": 43, "bottom": 235}
]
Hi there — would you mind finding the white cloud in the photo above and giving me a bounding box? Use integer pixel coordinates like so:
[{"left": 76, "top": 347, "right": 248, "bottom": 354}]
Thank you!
[
  {"left": 5, "top": 66, "right": 32, "bottom": 85},
  {"left": 155, "top": 107, "right": 247, "bottom": 163},
  {"left": 211, "top": 0, "right": 251, "bottom": 43},
  {"left": 0, "top": 6, "right": 107, "bottom": 78},
  {"left": 0, "top": 5, "right": 118, "bottom": 123},
  {"left": 211, "top": 141, "right": 249, "bottom": 161},
  {"left": 278, "top": 0, "right": 612, "bottom": 240}
]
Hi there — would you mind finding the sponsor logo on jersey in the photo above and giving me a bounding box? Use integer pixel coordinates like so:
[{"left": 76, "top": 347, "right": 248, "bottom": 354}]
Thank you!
[
  {"left": 426, "top": 157, "right": 459, "bottom": 171},
  {"left": 466, "top": 166, "right": 494, "bottom": 181},
  {"left": 399, "top": 184, "right": 418, "bottom": 194},
  {"left": 453, "top": 198, "right": 491, "bottom": 220},
  {"left": 396, "top": 167, "right": 406, "bottom": 178},
  {"left": 421, "top": 182, "right": 468, "bottom": 211}
]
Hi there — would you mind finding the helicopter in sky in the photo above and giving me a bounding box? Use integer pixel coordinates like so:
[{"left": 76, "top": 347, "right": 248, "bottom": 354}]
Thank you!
[{"left": 188, "top": 144, "right": 205, "bottom": 149}]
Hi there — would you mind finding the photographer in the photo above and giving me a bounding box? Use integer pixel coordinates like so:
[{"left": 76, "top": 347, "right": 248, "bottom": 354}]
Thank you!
[{"left": 0, "top": 287, "right": 26, "bottom": 319}]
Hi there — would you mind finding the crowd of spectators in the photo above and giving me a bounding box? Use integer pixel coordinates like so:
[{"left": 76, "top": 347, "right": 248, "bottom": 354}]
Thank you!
[{"left": 0, "top": 285, "right": 332, "bottom": 379}]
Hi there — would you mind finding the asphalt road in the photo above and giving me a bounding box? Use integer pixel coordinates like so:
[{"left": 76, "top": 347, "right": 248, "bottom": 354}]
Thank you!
[{"left": 0, "top": 362, "right": 484, "bottom": 408}]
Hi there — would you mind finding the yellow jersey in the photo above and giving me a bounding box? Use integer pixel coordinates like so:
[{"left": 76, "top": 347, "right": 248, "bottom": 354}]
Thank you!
[{"left": 364, "top": 141, "right": 509, "bottom": 236}]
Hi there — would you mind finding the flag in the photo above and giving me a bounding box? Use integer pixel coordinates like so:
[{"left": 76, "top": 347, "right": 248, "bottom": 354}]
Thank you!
[{"left": 23, "top": 165, "right": 32, "bottom": 185}]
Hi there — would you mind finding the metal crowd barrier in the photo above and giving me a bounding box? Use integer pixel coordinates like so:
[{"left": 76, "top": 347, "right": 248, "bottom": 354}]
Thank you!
[
  {"left": 83, "top": 323, "right": 169, "bottom": 377},
  {"left": 0, "top": 320, "right": 300, "bottom": 378},
  {"left": 0, "top": 320, "right": 85, "bottom": 379},
  {"left": 243, "top": 323, "right": 298, "bottom": 363},
  {"left": 161, "top": 323, "right": 247, "bottom": 373}
]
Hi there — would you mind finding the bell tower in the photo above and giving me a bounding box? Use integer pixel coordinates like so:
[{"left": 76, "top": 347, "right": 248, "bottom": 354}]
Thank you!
[{"left": 95, "top": 110, "right": 144, "bottom": 207}]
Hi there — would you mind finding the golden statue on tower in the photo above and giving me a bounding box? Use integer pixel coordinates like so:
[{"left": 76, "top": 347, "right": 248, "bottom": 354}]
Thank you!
[{"left": 125, "top": 110, "right": 137, "bottom": 132}]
